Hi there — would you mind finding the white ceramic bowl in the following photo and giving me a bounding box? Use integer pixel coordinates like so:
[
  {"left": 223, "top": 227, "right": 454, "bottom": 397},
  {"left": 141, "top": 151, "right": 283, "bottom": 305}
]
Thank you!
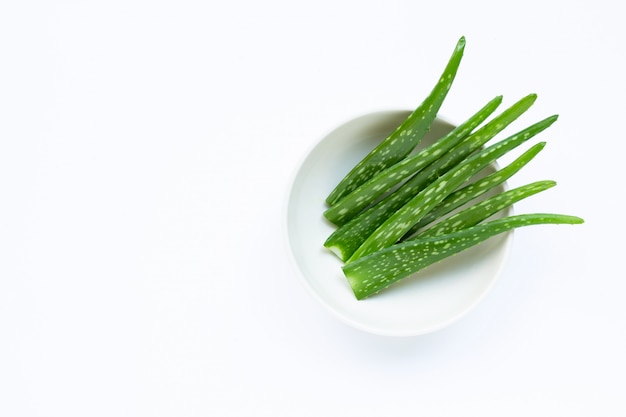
[{"left": 285, "top": 110, "right": 513, "bottom": 337}]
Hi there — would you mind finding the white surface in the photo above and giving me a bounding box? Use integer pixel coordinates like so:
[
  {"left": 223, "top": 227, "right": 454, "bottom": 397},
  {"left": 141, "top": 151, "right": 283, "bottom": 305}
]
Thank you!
[
  {"left": 0, "top": 1, "right": 623, "bottom": 416},
  {"left": 286, "top": 111, "right": 513, "bottom": 336}
]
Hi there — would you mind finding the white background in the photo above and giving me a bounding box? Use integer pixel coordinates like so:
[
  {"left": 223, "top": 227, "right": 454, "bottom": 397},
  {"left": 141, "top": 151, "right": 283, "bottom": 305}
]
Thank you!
[{"left": 1, "top": 1, "right": 623, "bottom": 416}]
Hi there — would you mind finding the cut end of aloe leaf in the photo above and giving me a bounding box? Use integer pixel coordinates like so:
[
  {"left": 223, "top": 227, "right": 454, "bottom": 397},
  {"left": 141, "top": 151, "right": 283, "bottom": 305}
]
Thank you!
[{"left": 325, "top": 244, "right": 345, "bottom": 261}]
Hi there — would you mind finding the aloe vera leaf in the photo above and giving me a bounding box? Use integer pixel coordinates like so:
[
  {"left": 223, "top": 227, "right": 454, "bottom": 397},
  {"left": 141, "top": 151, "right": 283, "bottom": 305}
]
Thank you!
[
  {"left": 348, "top": 115, "right": 558, "bottom": 262},
  {"left": 402, "top": 142, "right": 547, "bottom": 239},
  {"left": 414, "top": 179, "right": 556, "bottom": 239},
  {"left": 325, "top": 36, "right": 466, "bottom": 206},
  {"left": 342, "top": 213, "right": 584, "bottom": 300},
  {"left": 323, "top": 95, "right": 503, "bottom": 226},
  {"left": 323, "top": 94, "right": 540, "bottom": 262}
]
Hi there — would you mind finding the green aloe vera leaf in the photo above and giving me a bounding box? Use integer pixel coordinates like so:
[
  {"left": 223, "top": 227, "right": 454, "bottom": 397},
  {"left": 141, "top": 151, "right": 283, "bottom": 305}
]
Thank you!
[
  {"left": 343, "top": 213, "right": 584, "bottom": 300},
  {"left": 414, "top": 179, "right": 556, "bottom": 239},
  {"left": 402, "top": 141, "right": 547, "bottom": 239},
  {"left": 325, "top": 37, "right": 466, "bottom": 206}
]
